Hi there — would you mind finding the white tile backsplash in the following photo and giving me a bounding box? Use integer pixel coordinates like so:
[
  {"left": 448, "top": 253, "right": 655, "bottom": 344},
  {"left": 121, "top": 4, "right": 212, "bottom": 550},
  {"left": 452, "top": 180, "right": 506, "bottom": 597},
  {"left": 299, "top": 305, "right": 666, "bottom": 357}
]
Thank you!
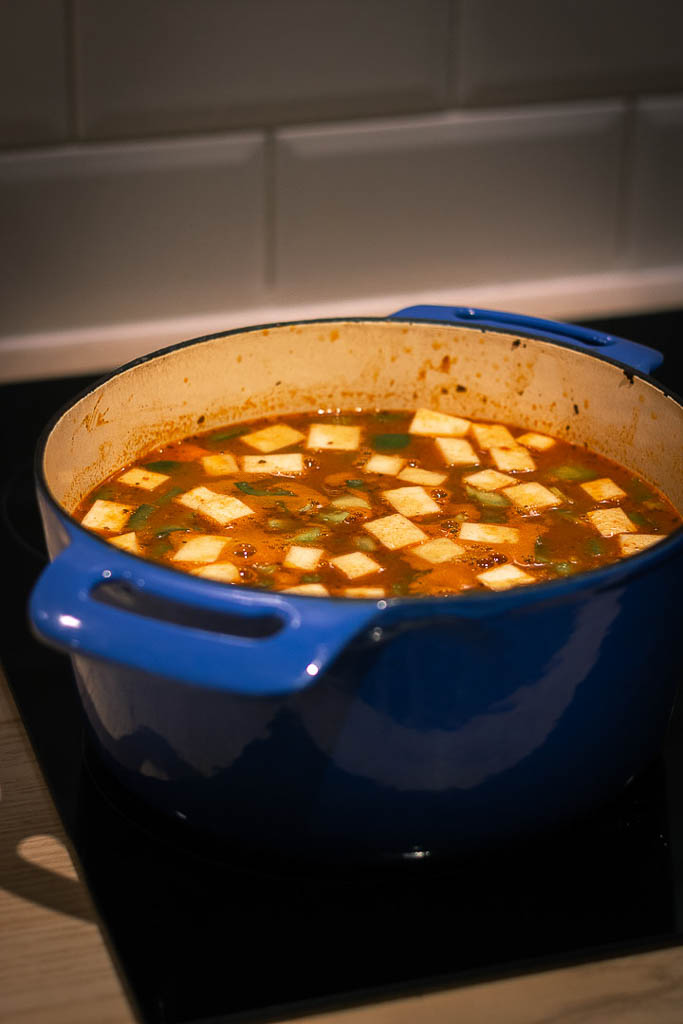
[
  {"left": 0, "top": 133, "right": 265, "bottom": 334},
  {"left": 0, "top": 0, "right": 69, "bottom": 147},
  {"left": 273, "top": 102, "right": 625, "bottom": 302},
  {"left": 0, "top": 4, "right": 681, "bottom": 380},
  {"left": 455, "top": 0, "right": 683, "bottom": 107},
  {"left": 626, "top": 95, "right": 683, "bottom": 266},
  {"left": 75, "top": 0, "right": 450, "bottom": 139}
]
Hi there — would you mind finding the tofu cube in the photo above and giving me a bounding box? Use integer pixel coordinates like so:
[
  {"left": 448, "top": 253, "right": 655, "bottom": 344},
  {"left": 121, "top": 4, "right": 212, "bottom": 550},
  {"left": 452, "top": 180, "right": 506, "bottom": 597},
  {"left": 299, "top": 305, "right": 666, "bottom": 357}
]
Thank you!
[
  {"left": 343, "top": 587, "right": 386, "bottom": 599},
  {"left": 503, "top": 482, "right": 560, "bottom": 511},
  {"left": 117, "top": 467, "right": 171, "bottom": 491},
  {"left": 411, "top": 537, "right": 464, "bottom": 564},
  {"left": 201, "top": 453, "right": 238, "bottom": 476},
  {"left": 191, "top": 561, "right": 239, "bottom": 583},
  {"left": 283, "top": 545, "right": 324, "bottom": 570},
  {"left": 383, "top": 485, "right": 440, "bottom": 517},
  {"left": 172, "top": 535, "right": 228, "bottom": 563},
  {"left": 241, "top": 453, "right": 304, "bottom": 475},
  {"left": 364, "top": 514, "right": 428, "bottom": 550},
  {"left": 283, "top": 583, "right": 329, "bottom": 596},
  {"left": 397, "top": 466, "right": 447, "bottom": 486},
  {"left": 580, "top": 477, "right": 626, "bottom": 502},
  {"left": 463, "top": 469, "right": 516, "bottom": 491},
  {"left": 435, "top": 437, "right": 479, "bottom": 466},
  {"left": 330, "top": 551, "right": 382, "bottom": 580},
  {"left": 81, "top": 499, "right": 136, "bottom": 532},
  {"left": 363, "top": 454, "right": 406, "bottom": 476},
  {"left": 307, "top": 424, "right": 361, "bottom": 451},
  {"left": 176, "top": 486, "right": 253, "bottom": 526},
  {"left": 459, "top": 522, "right": 520, "bottom": 544},
  {"left": 477, "top": 564, "right": 536, "bottom": 591},
  {"left": 242, "top": 423, "right": 305, "bottom": 452},
  {"left": 515, "top": 431, "right": 556, "bottom": 451},
  {"left": 490, "top": 446, "right": 536, "bottom": 473},
  {"left": 331, "top": 494, "right": 371, "bottom": 509},
  {"left": 108, "top": 531, "right": 142, "bottom": 554},
  {"left": 587, "top": 507, "right": 636, "bottom": 537},
  {"left": 471, "top": 423, "right": 517, "bottom": 450},
  {"left": 408, "top": 408, "right": 470, "bottom": 437},
  {"left": 617, "top": 533, "right": 662, "bottom": 556}
]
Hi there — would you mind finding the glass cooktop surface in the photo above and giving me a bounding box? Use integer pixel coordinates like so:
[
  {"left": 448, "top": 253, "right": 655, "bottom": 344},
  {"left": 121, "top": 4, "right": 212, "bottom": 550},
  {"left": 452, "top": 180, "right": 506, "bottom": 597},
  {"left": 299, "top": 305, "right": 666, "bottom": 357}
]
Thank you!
[{"left": 2, "top": 311, "right": 683, "bottom": 1024}]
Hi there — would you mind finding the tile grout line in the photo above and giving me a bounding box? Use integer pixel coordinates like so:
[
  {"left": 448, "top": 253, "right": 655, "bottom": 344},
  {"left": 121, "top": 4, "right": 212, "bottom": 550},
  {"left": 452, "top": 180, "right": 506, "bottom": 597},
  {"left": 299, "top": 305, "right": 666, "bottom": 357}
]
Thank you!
[
  {"left": 64, "top": 0, "right": 83, "bottom": 140},
  {"left": 446, "top": 0, "right": 463, "bottom": 107},
  {"left": 614, "top": 97, "right": 638, "bottom": 268},
  {"left": 263, "top": 129, "right": 277, "bottom": 291}
]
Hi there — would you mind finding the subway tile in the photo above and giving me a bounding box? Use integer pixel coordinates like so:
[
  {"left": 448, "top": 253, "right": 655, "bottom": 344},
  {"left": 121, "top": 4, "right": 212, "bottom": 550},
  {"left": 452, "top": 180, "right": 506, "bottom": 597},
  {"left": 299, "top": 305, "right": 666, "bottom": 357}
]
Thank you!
[
  {"left": 273, "top": 103, "right": 625, "bottom": 302},
  {"left": 454, "top": 0, "right": 683, "bottom": 107},
  {"left": 626, "top": 95, "right": 683, "bottom": 267},
  {"left": 0, "top": 134, "right": 265, "bottom": 334},
  {"left": 76, "top": 0, "right": 449, "bottom": 140},
  {"left": 0, "top": 0, "right": 69, "bottom": 147}
]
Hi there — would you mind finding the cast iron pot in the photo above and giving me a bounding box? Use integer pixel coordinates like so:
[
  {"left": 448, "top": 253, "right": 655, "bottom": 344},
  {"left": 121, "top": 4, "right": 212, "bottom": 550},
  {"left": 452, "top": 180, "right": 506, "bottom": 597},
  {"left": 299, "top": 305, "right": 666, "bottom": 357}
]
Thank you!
[{"left": 29, "top": 306, "right": 683, "bottom": 863}]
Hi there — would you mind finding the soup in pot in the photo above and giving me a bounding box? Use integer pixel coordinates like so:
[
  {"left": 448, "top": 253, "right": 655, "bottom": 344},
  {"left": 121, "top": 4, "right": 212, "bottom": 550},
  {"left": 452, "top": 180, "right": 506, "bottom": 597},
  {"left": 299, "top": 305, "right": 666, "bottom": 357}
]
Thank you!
[{"left": 73, "top": 407, "right": 681, "bottom": 598}]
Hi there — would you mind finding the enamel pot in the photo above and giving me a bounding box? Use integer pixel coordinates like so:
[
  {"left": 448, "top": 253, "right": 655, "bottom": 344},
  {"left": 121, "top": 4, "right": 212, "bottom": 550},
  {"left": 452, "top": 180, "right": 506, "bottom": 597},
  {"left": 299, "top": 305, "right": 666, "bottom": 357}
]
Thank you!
[{"left": 29, "top": 306, "right": 683, "bottom": 863}]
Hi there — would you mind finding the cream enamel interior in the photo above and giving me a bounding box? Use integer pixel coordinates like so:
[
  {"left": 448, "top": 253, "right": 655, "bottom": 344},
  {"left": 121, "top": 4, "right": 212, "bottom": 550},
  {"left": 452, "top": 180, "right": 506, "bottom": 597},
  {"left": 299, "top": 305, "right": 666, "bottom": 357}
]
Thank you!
[{"left": 42, "top": 319, "right": 683, "bottom": 516}]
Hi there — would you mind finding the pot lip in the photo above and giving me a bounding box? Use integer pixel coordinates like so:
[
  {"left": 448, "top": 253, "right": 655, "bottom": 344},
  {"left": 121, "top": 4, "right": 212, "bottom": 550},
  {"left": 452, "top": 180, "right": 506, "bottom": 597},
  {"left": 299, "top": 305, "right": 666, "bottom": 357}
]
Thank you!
[{"left": 34, "top": 314, "right": 683, "bottom": 610}]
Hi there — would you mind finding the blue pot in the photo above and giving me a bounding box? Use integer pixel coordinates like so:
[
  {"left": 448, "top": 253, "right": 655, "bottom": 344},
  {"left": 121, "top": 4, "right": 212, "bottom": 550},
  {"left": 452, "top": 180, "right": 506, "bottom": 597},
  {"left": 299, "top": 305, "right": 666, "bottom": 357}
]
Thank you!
[{"left": 29, "top": 306, "right": 683, "bottom": 862}]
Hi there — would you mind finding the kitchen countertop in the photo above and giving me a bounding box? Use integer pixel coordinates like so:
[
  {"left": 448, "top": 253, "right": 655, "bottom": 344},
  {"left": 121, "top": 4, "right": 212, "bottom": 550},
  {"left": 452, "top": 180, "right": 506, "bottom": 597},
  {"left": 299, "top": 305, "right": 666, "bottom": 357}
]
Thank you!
[{"left": 3, "top": 663, "right": 683, "bottom": 1023}]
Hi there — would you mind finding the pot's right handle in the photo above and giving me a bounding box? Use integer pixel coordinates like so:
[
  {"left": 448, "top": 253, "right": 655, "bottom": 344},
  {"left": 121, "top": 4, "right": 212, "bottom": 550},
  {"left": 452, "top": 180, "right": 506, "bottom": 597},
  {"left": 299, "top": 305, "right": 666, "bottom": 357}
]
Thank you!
[
  {"left": 389, "top": 305, "right": 663, "bottom": 375},
  {"left": 28, "top": 529, "right": 380, "bottom": 697}
]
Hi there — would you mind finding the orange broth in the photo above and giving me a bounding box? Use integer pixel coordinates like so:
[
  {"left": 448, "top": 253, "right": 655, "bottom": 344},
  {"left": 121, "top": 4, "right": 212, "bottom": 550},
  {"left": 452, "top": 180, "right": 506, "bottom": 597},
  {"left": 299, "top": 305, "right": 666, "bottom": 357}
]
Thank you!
[{"left": 73, "top": 408, "right": 681, "bottom": 598}]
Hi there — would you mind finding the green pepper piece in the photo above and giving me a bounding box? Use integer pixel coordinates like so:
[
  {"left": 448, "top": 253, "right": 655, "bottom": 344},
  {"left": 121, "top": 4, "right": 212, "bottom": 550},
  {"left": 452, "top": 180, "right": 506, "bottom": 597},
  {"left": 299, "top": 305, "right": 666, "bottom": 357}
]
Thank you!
[
  {"left": 552, "top": 508, "right": 581, "bottom": 523},
  {"left": 154, "top": 525, "right": 191, "bottom": 538},
  {"left": 157, "top": 486, "right": 184, "bottom": 506},
  {"left": 236, "top": 481, "right": 295, "bottom": 497},
  {"left": 292, "top": 527, "right": 323, "bottom": 543},
  {"left": 267, "top": 517, "right": 294, "bottom": 530},
  {"left": 627, "top": 509, "right": 653, "bottom": 529},
  {"left": 586, "top": 537, "right": 605, "bottom": 556},
  {"left": 301, "top": 573, "right": 322, "bottom": 584},
  {"left": 465, "top": 485, "right": 510, "bottom": 507},
  {"left": 298, "top": 500, "right": 318, "bottom": 513},
  {"left": 552, "top": 465, "right": 596, "bottom": 482},
  {"left": 127, "top": 504, "right": 155, "bottom": 529},
  {"left": 374, "top": 411, "right": 404, "bottom": 422},
  {"left": 554, "top": 561, "right": 575, "bottom": 576},
  {"left": 371, "top": 433, "right": 411, "bottom": 451},
  {"left": 534, "top": 536, "right": 553, "bottom": 563},
  {"left": 93, "top": 485, "right": 116, "bottom": 501},
  {"left": 353, "top": 535, "right": 377, "bottom": 551},
  {"left": 318, "top": 509, "right": 350, "bottom": 523},
  {"left": 627, "top": 478, "right": 655, "bottom": 501},
  {"left": 144, "top": 460, "right": 182, "bottom": 473},
  {"left": 391, "top": 569, "right": 428, "bottom": 595},
  {"left": 206, "top": 426, "right": 249, "bottom": 444},
  {"left": 147, "top": 537, "right": 173, "bottom": 558},
  {"left": 255, "top": 576, "right": 275, "bottom": 589},
  {"left": 346, "top": 479, "right": 367, "bottom": 489}
]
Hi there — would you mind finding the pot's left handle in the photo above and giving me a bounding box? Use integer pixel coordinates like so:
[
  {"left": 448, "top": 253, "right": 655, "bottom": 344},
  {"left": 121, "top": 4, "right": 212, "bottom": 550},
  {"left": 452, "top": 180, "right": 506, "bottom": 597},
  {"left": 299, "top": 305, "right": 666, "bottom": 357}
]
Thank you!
[
  {"left": 28, "top": 534, "right": 380, "bottom": 696},
  {"left": 389, "top": 304, "right": 663, "bottom": 374}
]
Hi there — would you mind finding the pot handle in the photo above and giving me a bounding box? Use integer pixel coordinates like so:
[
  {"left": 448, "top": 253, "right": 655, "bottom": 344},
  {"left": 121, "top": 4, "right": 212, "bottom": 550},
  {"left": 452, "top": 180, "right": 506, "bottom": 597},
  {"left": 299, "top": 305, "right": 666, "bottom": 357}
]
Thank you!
[
  {"left": 388, "top": 304, "right": 663, "bottom": 374},
  {"left": 28, "top": 529, "right": 380, "bottom": 696}
]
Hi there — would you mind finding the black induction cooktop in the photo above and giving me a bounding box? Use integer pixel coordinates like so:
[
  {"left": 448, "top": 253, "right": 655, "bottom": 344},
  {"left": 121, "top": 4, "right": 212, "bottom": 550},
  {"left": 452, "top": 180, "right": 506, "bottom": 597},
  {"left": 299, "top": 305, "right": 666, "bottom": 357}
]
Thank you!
[{"left": 2, "top": 310, "right": 683, "bottom": 1024}]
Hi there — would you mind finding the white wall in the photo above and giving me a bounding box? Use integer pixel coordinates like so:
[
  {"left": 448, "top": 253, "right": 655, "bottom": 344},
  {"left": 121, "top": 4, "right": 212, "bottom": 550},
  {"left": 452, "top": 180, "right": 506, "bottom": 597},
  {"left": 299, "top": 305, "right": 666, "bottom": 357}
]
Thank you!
[{"left": 1, "top": 0, "right": 682, "bottom": 380}]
